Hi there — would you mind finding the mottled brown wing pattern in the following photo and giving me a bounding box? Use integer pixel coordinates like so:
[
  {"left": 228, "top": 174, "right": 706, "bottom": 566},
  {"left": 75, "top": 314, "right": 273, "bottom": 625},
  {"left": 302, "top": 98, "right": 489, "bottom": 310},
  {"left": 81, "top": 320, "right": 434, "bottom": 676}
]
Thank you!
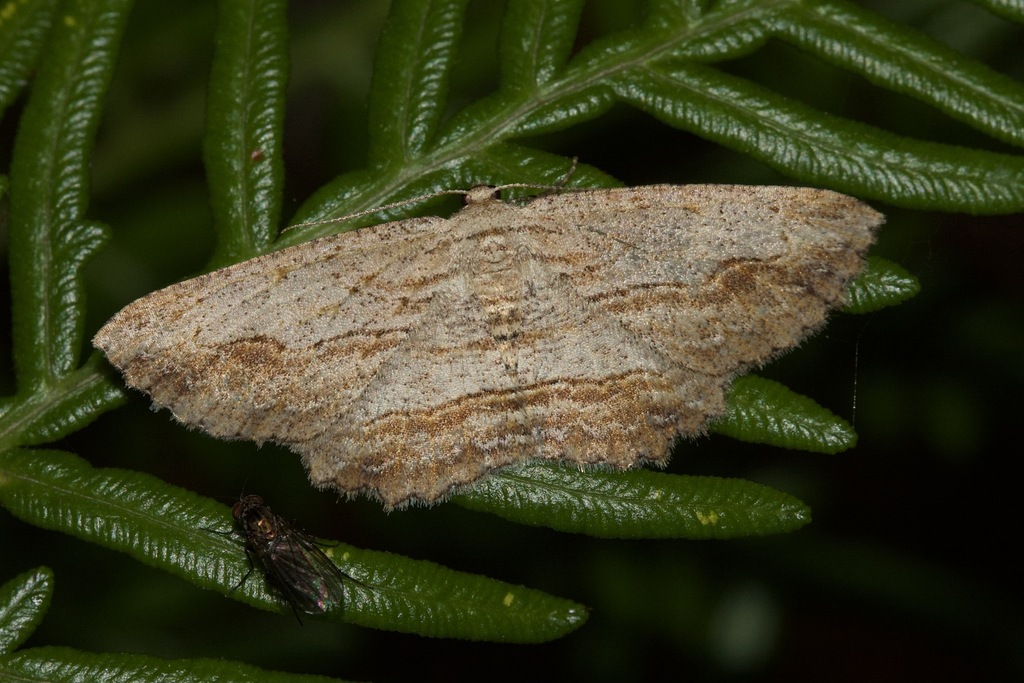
[{"left": 95, "top": 185, "right": 882, "bottom": 507}]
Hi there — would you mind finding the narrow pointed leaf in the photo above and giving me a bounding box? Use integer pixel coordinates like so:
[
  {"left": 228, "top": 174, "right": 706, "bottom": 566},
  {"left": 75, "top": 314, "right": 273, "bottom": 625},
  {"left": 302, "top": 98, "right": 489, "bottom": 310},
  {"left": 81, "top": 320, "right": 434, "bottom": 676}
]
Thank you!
[
  {"left": 498, "top": 0, "right": 584, "bottom": 92},
  {"left": 714, "top": 375, "right": 856, "bottom": 454},
  {"left": 8, "top": 0, "right": 130, "bottom": 389},
  {"left": 616, "top": 62, "right": 1024, "bottom": 212},
  {"left": 0, "top": 567, "right": 52, "bottom": 655},
  {"left": 367, "top": 0, "right": 469, "bottom": 165},
  {"left": 0, "top": 647, "right": 352, "bottom": 683},
  {"left": 844, "top": 256, "right": 921, "bottom": 314},
  {"left": 203, "top": 0, "right": 288, "bottom": 265},
  {"left": 457, "top": 464, "right": 811, "bottom": 539},
  {"left": 0, "top": 355, "right": 124, "bottom": 450},
  {"left": 778, "top": 0, "right": 1024, "bottom": 147}
]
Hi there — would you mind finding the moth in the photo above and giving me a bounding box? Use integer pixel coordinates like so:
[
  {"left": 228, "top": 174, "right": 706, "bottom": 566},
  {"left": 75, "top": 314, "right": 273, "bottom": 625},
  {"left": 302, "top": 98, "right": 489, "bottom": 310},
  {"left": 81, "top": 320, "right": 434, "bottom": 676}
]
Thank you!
[{"left": 95, "top": 185, "right": 882, "bottom": 507}]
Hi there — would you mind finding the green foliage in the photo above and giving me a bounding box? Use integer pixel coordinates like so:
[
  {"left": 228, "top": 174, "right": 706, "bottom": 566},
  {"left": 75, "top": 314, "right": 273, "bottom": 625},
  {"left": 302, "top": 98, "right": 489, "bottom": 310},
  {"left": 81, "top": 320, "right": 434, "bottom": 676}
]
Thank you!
[
  {"left": 0, "top": 569, "right": 348, "bottom": 681},
  {"left": 0, "top": 0, "right": 1020, "bottom": 679},
  {"left": 0, "top": 448, "right": 585, "bottom": 640},
  {"left": 844, "top": 255, "right": 921, "bottom": 314},
  {"left": 3, "top": 0, "right": 126, "bottom": 451},
  {"left": 0, "top": 567, "right": 52, "bottom": 655},
  {"left": 1, "top": 649, "right": 347, "bottom": 683},
  {"left": 713, "top": 375, "right": 858, "bottom": 453},
  {"left": 457, "top": 464, "right": 811, "bottom": 538},
  {"left": 203, "top": 0, "right": 286, "bottom": 266}
]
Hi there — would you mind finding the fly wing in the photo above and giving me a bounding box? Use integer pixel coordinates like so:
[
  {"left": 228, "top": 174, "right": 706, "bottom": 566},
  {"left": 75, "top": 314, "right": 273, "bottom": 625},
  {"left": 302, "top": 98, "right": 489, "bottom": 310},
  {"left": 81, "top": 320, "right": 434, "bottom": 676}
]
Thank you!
[{"left": 256, "top": 524, "right": 351, "bottom": 615}]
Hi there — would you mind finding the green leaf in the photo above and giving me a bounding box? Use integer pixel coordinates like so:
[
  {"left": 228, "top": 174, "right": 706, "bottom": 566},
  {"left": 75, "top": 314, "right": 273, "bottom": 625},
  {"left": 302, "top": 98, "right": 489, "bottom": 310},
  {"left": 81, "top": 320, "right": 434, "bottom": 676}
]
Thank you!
[
  {"left": 0, "top": 449, "right": 587, "bottom": 642},
  {"left": 713, "top": 375, "right": 856, "bottom": 454},
  {"left": 498, "top": 0, "right": 585, "bottom": 93},
  {"left": 0, "top": 355, "right": 124, "bottom": 450},
  {"left": 845, "top": 256, "right": 921, "bottom": 314},
  {"left": 0, "top": 0, "right": 58, "bottom": 117},
  {"left": 456, "top": 464, "right": 811, "bottom": 539},
  {"left": 0, "top": 567, "right": 52, "bottom": 655},
  {"left": 0, "top": 647, "right": 351, "bottom": 683},
  {"left": 7, "top": 0, "right": 129, "bottom": 392},
  {"left": 616, "top": 62, "right": 1024, "bottom": 212},
  {"left": 778, "top": 0, "right": 1024, "bottom": 148},
  {"left": 203, "top": 0, "right": 287, "bottom": 266},
  {"left": 366, "top": 0, "right": 469, "bottom": 167}
]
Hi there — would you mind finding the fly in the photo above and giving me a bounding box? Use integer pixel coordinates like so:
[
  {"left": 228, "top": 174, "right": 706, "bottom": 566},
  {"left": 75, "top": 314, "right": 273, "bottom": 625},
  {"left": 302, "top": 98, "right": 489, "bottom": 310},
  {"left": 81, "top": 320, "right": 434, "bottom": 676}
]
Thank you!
[{"left": 231, "top": 494, "right": 357, "bottom": 621}]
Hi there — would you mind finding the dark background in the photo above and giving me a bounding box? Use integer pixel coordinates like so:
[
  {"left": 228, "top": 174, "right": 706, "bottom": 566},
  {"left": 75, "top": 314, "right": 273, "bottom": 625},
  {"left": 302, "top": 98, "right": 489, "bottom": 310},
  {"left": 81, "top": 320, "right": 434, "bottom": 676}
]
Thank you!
[{"left": 2, "top": 1, "right": 1022, "bottom": 681}]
